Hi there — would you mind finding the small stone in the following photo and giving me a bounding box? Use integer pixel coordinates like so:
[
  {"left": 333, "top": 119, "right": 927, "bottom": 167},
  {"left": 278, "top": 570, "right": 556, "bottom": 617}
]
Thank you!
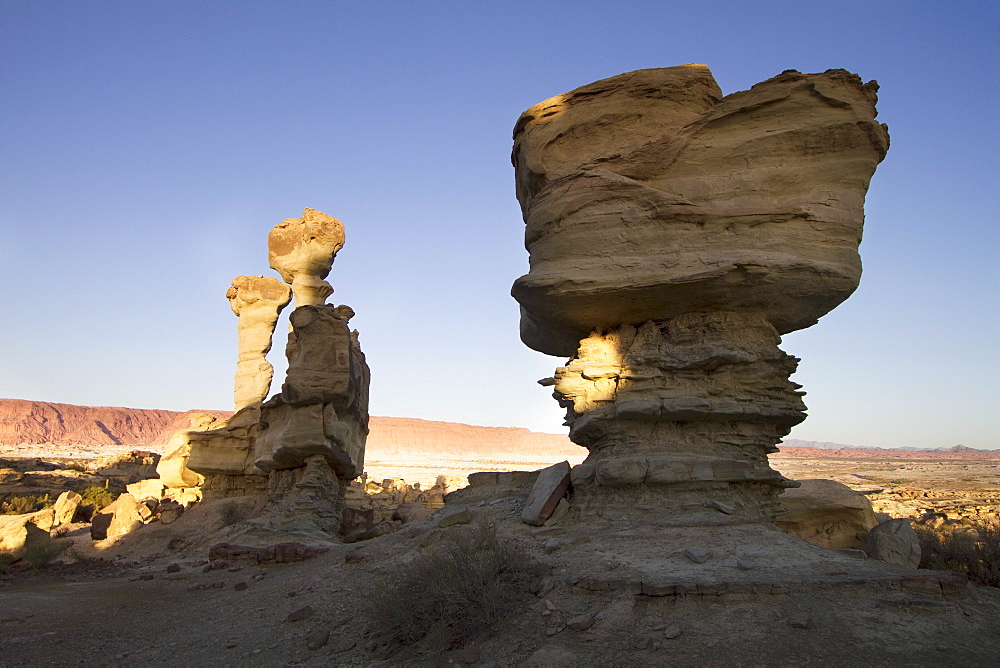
[
  {"left": 452, "top": 647, "right": 480, "bottom": 664},
  {"left": 165, "top": 563, "right": 181, "bottom": 573},
  {"left": 252, "top": 574, "right": 266, "bottom": 581},
  {"left": 683, "top": 548, "right": 711, "bottom": 564},
  {"left": 544, "top": 599, "right": 557, "bottom": 611},
  {"left": 234, "top": 582, "right": 247, "bottom": 591},
  {"left": 707, "top": 500, "right": 735, "bottom": 514},
  {"left": 437, "top": 506, "right": 472, "bottom": 528},
  {"left": 286, "top": 605, "right": 314, "bottom": 622},
  {"left": 344, "top": 550, "right": 368, "bottom": 564},
  {"left": 788, "top": 613, "right": 811, "bottom": 629},
  {"left": 663, "top": 626, "right": 682, "bottom": 639},
  {"left": 837, "top": 548, "right": 868, "bottom": 560},
  {"left": 543, "top": 538, "right": 562, "bottom": 554},
  {"left": 632, "top": 636, "right": 652, "bottom": 650},
  {"left": 211, "top": 581, "right": 225, "bottom": 589},
  {"left": 202, "top": 564, "right": 214, "bottom": 573},
  {"left": 567, "top": 614, "right": 594, "bottom": 631},
  {"left": 307, "top": 628, "right": 330, "bottom": 650},
  {"left": 138, "top": 573, "right": 154, "bottom": 581}
]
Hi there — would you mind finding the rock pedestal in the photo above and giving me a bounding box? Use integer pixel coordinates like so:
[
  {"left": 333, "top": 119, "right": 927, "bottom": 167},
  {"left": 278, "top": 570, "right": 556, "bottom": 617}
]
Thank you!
[
  {"left": 513, "top": 65, "right": 888, "bottom": 525},
  {"left": 182, "top": 208, "right": 369, "bottom": 544}
]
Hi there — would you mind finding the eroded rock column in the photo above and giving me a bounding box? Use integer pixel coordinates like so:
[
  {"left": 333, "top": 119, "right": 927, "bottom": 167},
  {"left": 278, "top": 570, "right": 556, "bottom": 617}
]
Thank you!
[
  {"left": 512, "top": 65, "right": 889, "bottom": 525},
  {"left": 227, "top": 275, "right": 292, "bottom": 411}
]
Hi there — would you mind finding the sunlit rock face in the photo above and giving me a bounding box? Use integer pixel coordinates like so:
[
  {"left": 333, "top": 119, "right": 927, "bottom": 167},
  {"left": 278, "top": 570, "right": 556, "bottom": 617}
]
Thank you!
[
  {"left": 513, "top": 65, "right": 889, "bottom": 357},
  {"left": 513, "top": 66, "right": 888, "bottom": 525},
  {"left": 227, "top": 275, "right": 292, "bottom": 411},
  {"left": 268, "top": 208, "right": 345, "bottom": 308}
]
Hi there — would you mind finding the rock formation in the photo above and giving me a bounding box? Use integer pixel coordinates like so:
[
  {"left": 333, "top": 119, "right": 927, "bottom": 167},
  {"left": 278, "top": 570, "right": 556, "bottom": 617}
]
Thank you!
[
  {"left": 177, "top": 208, "right": 369, "bottom": 543},
  {"left": 776, "top": 479, "right": 879, "bottom": 550},
  {"left": 227, "top": 275, "right": 292, "bottom": 411},
  {"left": 512, "top": 65, "right": 889, "bottom": 525},
  {"left": 268, "top": 208, "right": 345, "bottom": 308}
]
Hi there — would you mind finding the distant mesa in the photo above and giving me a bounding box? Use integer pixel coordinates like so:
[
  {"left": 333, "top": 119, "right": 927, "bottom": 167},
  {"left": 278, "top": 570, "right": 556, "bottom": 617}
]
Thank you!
[{"left": 0, "top": 398, "right": 583, "bottom": 462}]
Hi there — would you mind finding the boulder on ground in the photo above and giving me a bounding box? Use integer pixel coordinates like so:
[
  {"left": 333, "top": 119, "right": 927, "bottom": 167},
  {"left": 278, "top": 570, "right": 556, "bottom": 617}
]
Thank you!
[
  {"left": 52, "top": 491, "right": 82, "bottom": 526},
  {"left": 521, "top": 461, "right": 571, "bottom": 526},
  {"left": 867, "top": 518, "right": 921, "bottom": 568},
  {"left": 776, "top": 479, "right": 879, "bottom": 550},
  {"left": 90, "top": 493, "right": 142, "bottom": 541},
  {"left": 0, "top": 508, "right": 55, "bottom": 557}
]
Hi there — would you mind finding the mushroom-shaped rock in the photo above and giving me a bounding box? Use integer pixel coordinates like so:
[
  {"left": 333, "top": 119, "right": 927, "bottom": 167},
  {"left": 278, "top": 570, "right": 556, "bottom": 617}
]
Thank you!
[
  {"left": 512, "top": 66, "right": 888, "bottom": 526},
  {"left": 513, "top": 65, "right": 889, "bottom": 357},
  {"left": 268, "top": 208, "right": 345, "bottom": 307}
]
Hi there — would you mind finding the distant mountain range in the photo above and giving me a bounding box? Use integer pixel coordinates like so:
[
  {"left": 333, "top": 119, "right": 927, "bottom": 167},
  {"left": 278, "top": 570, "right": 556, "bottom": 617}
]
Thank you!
[
  {"left": 780, "top": 439, "right": 988, "bottom": 453},
  {"left": 0, "top": 398, "right": 994, "bottom": 460}
]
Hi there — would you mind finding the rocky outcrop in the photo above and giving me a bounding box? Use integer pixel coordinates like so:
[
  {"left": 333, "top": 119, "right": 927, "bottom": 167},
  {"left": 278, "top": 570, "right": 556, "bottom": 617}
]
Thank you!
[
  {"left": 227, "top": 275, "right": 292, "bottom": 411},
  {"left": 776, "top": 479, "right": 878, "bottom": 550},
  {"left": 268, "top": 208, "right": 345, "bottom": 308},
  {"left": 512, "top": 65, "right": 888, "bottom": 526},
  {"left": 156, "top": 413, "right": 221, "bottom": 488},
  {"left": 0, "top": 508, "right": 54, "bottom": 557}
]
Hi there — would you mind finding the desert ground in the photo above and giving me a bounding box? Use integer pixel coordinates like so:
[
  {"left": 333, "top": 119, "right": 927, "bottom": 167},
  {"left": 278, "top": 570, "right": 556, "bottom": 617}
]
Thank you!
[{"left": 2, "top": 443, "right": 1000, "bottom": 665}]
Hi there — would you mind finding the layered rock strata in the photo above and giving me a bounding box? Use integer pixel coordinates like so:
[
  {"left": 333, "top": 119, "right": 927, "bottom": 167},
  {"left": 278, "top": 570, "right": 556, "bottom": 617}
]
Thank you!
[{"left": 513, "top": 65, "right": 888, "bottom": 525}]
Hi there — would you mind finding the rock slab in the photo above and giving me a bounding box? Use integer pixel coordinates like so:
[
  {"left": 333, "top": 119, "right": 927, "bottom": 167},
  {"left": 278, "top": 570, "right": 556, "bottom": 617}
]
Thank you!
[{"left": 521, "top": 461, "right": 571, "bottom": 526}]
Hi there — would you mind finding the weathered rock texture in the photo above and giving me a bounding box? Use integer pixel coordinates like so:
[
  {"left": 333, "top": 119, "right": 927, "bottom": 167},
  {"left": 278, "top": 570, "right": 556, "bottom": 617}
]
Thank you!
[
  {"left": 182, "top": 209, "right": 369, "bottom": 543},
  {"left": 268, "top": 208, "right": 345, "bottom": 308},
  {"left": 0, "top": 399, "right": 229, "bottom": 448},
  {"left": 776, "top": 478, "right": 878, "bottom": 550},
  {"left": 227, "top": 275, "right": 292, "bottom": 411},
  {"left": 512, "top": 65, "right": 888, "bottom": 525}
]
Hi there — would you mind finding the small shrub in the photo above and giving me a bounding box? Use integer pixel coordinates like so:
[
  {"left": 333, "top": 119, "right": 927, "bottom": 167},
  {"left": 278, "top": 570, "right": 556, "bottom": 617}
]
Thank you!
[
  {"left": 0, "top": 494, "right": 51, "bottom": 515},
  {"left": 22, "top": 540, "right": 69, "bottom": 570},
  {"left": 77, "top": 486, "right": 115, "bottom": 521},
  {"left": 363, "top": 524, "right": 543, "bottom": 657},
  {"left": 0, "top": 552, "right": 14, "bottom": 574},
  {"left": 915, "top": 519, "right": 1000, "bottom": 587},
  {"left": 219, "top": 501, "right": 250, "bottom": 526}
]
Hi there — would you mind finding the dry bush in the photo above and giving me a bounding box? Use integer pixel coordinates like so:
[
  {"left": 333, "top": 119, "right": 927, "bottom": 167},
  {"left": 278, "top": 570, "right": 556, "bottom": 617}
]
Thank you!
[
  {"left": 364, "top": 524, "right": 543, "bottom": 657},
  {"left": 22, "top": 540, "right": 69, "bottom": 570},
  {"left": 219, "top": 500, "right": 251, "bottom": 526},
  {"left": 1, "top": 494, "right": 51, "bottom": 515},
  {"left": 77, "top": 486, "right": 114, "bottom": 521},
  {"left": 915, "top": 519, "right": 1000, "bottom": 587}
]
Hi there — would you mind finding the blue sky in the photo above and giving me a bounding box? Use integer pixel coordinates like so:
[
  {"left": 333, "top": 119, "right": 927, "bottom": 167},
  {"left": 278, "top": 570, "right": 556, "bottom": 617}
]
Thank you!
[{"left": 1, "top": 1, "right": 997, "bottom": 449}]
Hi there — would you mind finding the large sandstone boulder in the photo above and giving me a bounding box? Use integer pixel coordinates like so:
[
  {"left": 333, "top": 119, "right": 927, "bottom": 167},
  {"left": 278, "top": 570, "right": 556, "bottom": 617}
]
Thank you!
[
  {"left": 0, "top": 508, "right": 55, "bottom": 557},
  {"left": 775, "top": 479, "right": 878, "bottom": 550},
  {"left": 90, "top": 493, "right": 142, "bottom": 541},
  {"left": 52, "top": 490, "right": 82, "bottom": 526},
  {"left": 512, "top": 65, "right": 889, "bottom": 356},
  {"left": 868, "top": 518, "right": 921, "bottom": 568}
]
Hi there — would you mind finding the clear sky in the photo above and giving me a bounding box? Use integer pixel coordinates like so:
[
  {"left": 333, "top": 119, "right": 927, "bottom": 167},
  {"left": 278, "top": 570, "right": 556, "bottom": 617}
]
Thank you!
[{"left": 1, "top": 1, "right": 997, "bottom": 449}]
